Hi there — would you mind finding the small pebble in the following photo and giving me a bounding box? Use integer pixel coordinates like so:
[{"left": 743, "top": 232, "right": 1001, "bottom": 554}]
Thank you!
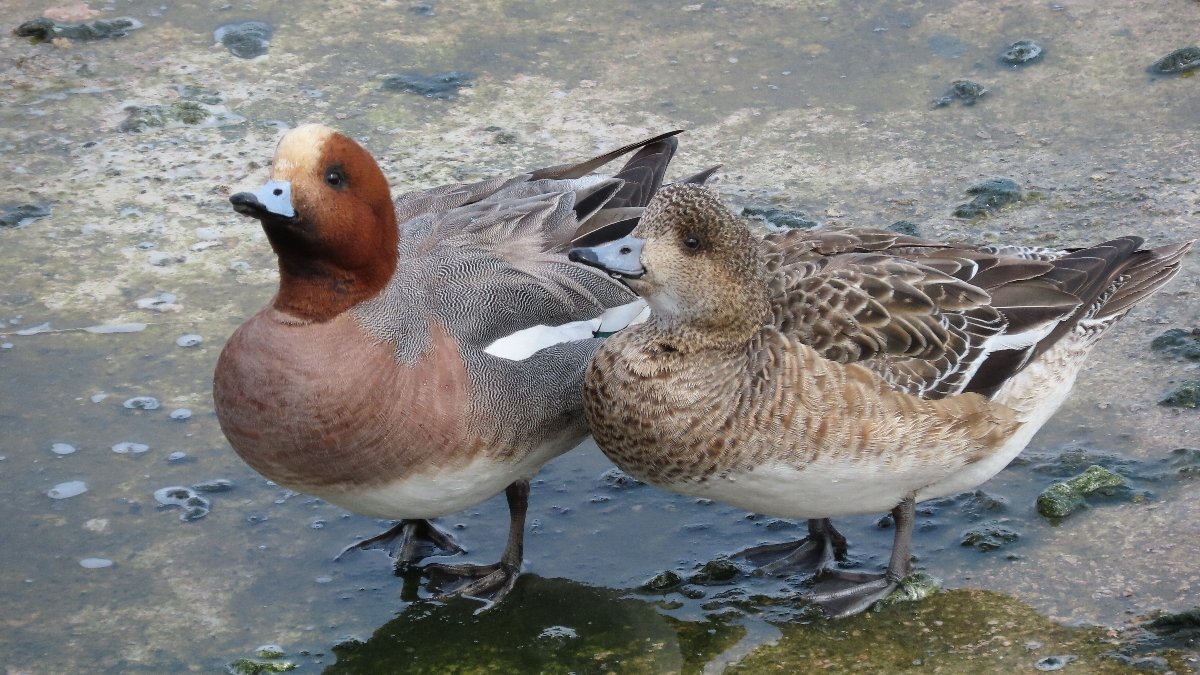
[
  {"left": 167, "top": 451, "right": 188, "bottom": 462},
  {"left": 48, "top": 480, "right": 88, "bottom": 499},
  {"left": 169, "top": 408, "right": 192, "bottom": 420},
  {"left": 80, "top": 558, "right": 113, "bottom": 569},
  {"left": 112, "top": 442, "right": 150, "bottom": 454},
  {"left": 1000, "top": 39, "right": 1044, "bottom": 65},
  {"left": 123, "top": 396, "right": 160, "bottom": 410},
  {"left": 91, "top": 393, "right": 108, "bottom": 403},
  {"left": 176, "top": 334, "right": 203, "bottom": 347},
  {"left": 51, "top": 443, "right": 77, "bottom": 455}
]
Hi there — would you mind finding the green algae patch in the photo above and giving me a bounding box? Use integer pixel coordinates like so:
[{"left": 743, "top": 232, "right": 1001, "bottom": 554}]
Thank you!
[
  {"left": 325, "top": 576, "right": 745, "bottom": 674},
  {"left": 953, "top": 178, "right": 1023, "bottom": 218},
  {"left": 227, "top": 657, "right": 297, "bottom": 674},
  {"left": 876, "top": 573, "right": 940, "bottom": 610},
  {"left": 1036, "top": 465, "right": 1126, "bottom": 520},
  {"left": 1159, "top": 380, "right": 1200, "bottom": 409},
  {"left": 728, "top": 589, "right": 1186, "bottom": 674}
]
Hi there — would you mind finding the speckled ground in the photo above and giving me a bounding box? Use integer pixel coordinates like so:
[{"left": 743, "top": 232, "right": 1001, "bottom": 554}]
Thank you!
[{"left": 1, "top": 0, "right": 1197, "bottom": 672}]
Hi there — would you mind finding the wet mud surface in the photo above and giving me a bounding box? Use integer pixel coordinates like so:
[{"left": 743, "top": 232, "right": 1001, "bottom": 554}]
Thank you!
[{"left": 1, "top": 0, "right": 1197, "bottom": 672}]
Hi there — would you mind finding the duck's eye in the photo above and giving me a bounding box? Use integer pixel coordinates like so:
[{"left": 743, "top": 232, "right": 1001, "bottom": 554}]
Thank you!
[
  {"left": 683, "top": 236, "right": 701, "bottom": 250},
  {"left": 324, "top": 167, "right": 346, "bottom": 189}
]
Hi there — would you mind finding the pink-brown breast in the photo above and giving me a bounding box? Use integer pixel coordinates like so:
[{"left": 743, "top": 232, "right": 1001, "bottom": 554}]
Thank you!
[{"left": 212, "top": 306, "right": 478, "bottom": 494}]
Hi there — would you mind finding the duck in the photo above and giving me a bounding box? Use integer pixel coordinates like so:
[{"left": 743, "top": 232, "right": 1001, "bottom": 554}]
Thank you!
[
  {"left": 570, "top": 183, "right": 1193, "bottom": 618},
  {"left": 213, "top": 123, "right": 708, "bottom": 607}
]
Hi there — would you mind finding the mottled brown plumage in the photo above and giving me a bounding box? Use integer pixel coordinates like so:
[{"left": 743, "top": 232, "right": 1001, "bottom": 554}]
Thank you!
[{"left": 574, "top": 183, "right": 1192, "bottom": 618}]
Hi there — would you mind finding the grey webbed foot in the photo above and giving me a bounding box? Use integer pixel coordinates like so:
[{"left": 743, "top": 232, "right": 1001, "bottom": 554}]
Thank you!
[
  {"left": 423, "top": 479, "right": 530, "bottom": 611},
  {"left": 806, "top": 497, "right": 916, "bottom": 619},
  {"left": 335, "top": 518, "right": 465, "bottom": 568},
  {"left": 735, "top": 518, "right": 847, "bottom": 576}
]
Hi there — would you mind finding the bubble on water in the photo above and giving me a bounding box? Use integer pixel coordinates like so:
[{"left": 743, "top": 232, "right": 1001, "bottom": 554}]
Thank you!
[
  {"left": 135, "top": 292, "right": 179, "bottom": 312},
  {"left": 176, "top": 334, "right": 203, "bottom": 347},
  {"left": 2, "top": 342, "right": 14, "bottom": 349},
  {"left": 538, "top": 625, "right": 578, "bottom": 641},
  {"left": 48, "top": 480, "right": 87, "bottom": 499},
  {"left": 155, "top": 486, "right": 195, "bottom": 505},
  {"left": 123, "top": 396, "right": 160, "bottom": 410},
  {"left": 112, "top": 441, "right": 150, "bottom": 454},
  {"left": 192, "top": 479, "right": 234, "bottom": 493},
  {"left": 91, "top": 392, "right": 108, "bottom": 403},
  {"left": 310, "top": 519, "right": 326, "bottom": 529},
  {"left": 84, "top": 323, "right": 146, "bottom": 334},
  {"left": 315, "top": 575, "right": 333, "bottom": 584},
  {"left": 51, "top": 443, "right": 77, "bottom": 455},
  {"left": 167, "top": 451, "right": 188, "bottom": 462},
  {"left": 169, "top": 408, "right": 192, "bottom": 421},
  {"left": 155, "top": 486, "right": 211, "bottom": 521},
  {"left": 80, "top": 558, "right": 113, "bottom": 569}
]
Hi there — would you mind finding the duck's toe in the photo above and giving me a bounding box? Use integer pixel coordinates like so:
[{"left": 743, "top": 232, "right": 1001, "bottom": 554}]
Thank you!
[
  {"left": 734, "top": 518, "right": 847, "bottom": 576},
  {"left": 806, "top": 569, "right": 899, "bottom": 619},
  {"left": 335, "top": 518, "right": 466, "bottom": 568},
  {"left": 423, "top": 561, "right": 520, "bottom": 611}
]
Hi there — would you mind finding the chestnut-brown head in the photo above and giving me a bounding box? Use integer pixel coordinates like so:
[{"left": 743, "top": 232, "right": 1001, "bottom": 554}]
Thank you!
[{"left": 230, "top": 124, "right": 398, "bottom": 322}]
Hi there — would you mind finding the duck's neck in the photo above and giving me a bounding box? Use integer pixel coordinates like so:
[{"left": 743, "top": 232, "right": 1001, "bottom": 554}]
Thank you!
[
  {"left": 270, "top": 212, "right": 399, "bottom": 323},
  {"left": 645, "top": 293, "right": 770, "bottom": 356}
]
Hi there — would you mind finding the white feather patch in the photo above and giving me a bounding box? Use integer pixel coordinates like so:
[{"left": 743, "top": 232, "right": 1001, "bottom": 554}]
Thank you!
[{"left": 484, "top": 299, "right": 648, "bottom": 361}]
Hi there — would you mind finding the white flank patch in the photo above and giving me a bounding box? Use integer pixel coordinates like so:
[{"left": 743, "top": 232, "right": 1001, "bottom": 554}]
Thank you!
[
  {"left": 669, "top": 452, "right": 959, "bottom": 520},
  {"left": 323, "top": 441, "right": 565, "bottom": 519},
  {"left": 484, "top": 299, "right": 648, "bottom": 361}
]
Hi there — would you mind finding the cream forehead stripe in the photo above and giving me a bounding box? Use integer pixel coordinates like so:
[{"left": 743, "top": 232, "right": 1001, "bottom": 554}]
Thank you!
[{"left": 271, "top": 124, "right": 334, "bottom": 176}]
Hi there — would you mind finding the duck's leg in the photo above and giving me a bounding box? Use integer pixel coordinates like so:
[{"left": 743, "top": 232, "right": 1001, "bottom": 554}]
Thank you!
[
  {"left": 807, "top": 496, "right": 916, "bottom": 619},
  {"left": 734, "top": 518, "right": 848, "bottom": 576},
  {"left": 423, "top": 479, "right": 529, "bottom": 609},
  {"left": 335, "top": 519, "right": 466, "bottom": 568}
]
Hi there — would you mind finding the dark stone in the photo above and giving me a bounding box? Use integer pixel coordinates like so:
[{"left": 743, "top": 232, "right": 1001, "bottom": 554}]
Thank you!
[
  {"left": 960, "top": 519, "right": 1020, "bottom": 551},
  {"left": 411, "top": 3, "right": 435, "bottom": 15},
  {"left": 1160, "top": 447, "right": 1200, "bottom": 478},
  {"left": 1001, "top": 39, "right": 1044, "bottom": 65},
  {"left": 214, "top": 21, "right": 273, "bottom": 59},
  {"left": 0, "top": 203, "right": 52, "bottom": 228},
  {"left": 688, "top": 559, "right": 740, "bottom": 585},
  {"left": 741, "top": 205, "right": 818, "bottom": 230},
  {"left": 953, "top": 178, "right": 1022, "bottom": 218},
  {"left": 933, "top": 79, "right": 988, "bottom": 108},
  {"left": 381, "top": 71, "right": 474, "bottom": 100},
  {"left": 1159, "top": 380, "right": 1200, "bottom": 409},
  {"left": 1150, "top": 328, "right": 1200, "bottom": 360},
  {"left": 1149, "top": 47, "right": 1200, "bottom": 75},
  {"left": 639, "top": 570, "right": 683, "bottom": 592},
  {"left": 887, "top": 220, "right": 920, "bottom": 236},
  {"left": 119, "top": 102, "right": 210, "bottom": 133},
  {"left": 14, "top": 17, "right": 142, "bottom": 43}
]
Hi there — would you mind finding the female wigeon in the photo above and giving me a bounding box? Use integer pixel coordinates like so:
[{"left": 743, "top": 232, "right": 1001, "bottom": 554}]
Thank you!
[
  {"left": 571, "top": 183, "right": 1192, "bottom": 618},
  {"left": 214, "top": 124, "right": 701, "bottom": 606}
]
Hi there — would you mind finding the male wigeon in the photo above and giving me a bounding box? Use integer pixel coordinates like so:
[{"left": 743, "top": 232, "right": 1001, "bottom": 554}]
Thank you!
[
  {"left": 571, "top": 183, "right": 1192, "bottom": 618},
  {"left": 214, "top": 124, "right": 701, "bottom": 606}
]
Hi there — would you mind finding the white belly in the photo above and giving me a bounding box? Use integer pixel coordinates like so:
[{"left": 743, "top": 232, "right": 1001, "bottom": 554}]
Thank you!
[{"left": 311, "top": 442, "right": 562, "bottom": 519}]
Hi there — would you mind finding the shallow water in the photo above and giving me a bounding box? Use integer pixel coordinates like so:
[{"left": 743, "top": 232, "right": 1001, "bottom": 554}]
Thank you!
[{"left": 1, "top": 0, "right": 1198, "bottom": 672}]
